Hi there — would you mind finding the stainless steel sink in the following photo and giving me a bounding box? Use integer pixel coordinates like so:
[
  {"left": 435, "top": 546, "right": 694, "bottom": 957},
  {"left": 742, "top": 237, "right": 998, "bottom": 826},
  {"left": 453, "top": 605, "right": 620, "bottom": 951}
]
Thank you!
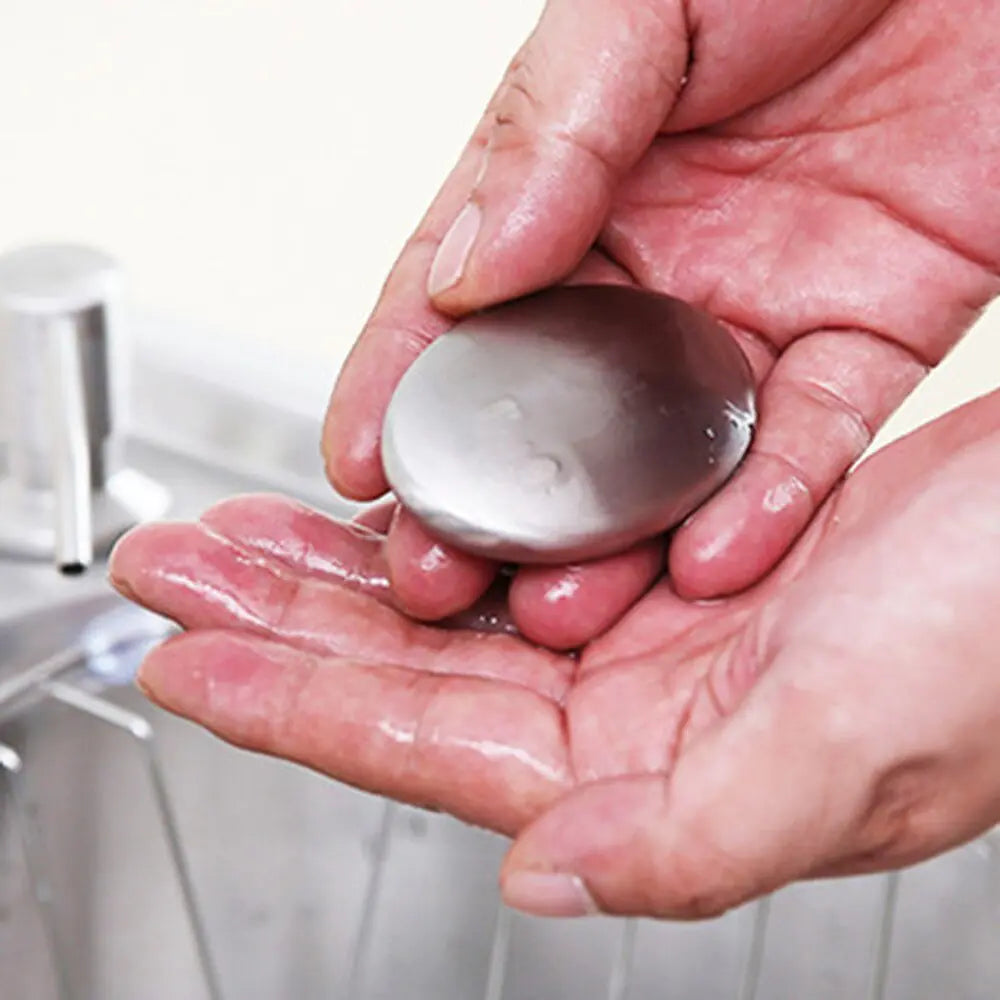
[{"left": 2, "top": 322, "right": 999, "bottom": 998}]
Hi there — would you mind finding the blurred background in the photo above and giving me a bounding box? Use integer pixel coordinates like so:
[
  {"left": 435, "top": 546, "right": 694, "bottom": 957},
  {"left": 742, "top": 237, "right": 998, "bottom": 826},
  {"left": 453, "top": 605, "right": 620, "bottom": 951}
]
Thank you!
[
  {"left": 0, "top": 0, "right": 540, "bottom": 417},
  {"left": 0, "top": 0, "right": 997, "bottom": 439},
  {"left": 1, "top": 4, "right": 999, "bottom": 1000}
]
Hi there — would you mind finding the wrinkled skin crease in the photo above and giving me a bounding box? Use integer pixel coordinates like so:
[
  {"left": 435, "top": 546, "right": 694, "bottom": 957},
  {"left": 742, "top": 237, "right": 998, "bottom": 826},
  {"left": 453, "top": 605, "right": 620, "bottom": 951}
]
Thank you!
[
  {"left": 322, "top": 0, "right": 1000, "bottom": 639},
  {"left": 111, "top": 388, "right": 1000, "bottom": 918},
  {"left": 195, "top": 494, "right": 525, "bottom": 636},
  {"left": 106, "top": 0, "right": 1000, "bottom": 920}
]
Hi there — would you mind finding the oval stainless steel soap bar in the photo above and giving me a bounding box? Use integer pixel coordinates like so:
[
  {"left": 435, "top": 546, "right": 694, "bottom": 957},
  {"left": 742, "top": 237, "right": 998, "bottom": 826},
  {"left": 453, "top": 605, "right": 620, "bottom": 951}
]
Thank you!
[{"left": 382, "top": 285, "right": 756, "bottom": 564}]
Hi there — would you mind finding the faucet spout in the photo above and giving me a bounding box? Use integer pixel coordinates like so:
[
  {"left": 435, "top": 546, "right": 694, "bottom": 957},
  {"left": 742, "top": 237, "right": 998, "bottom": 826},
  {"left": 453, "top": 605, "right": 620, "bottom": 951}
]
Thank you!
[{"left": 48, "top": 317, "right": 94, "bottom": 572}]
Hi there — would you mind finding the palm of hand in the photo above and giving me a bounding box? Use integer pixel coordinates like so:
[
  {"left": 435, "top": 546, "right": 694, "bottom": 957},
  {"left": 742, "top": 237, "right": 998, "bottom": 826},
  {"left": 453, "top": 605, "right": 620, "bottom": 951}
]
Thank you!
[
  {"left": 596, "top": 0, "right": 1000, "bottom": 595},
  {"left": 109, "top": 0, "right": 1000, "bottom": 920},
  {"left": 324, "top": 0, "right": 1000, "bottom": 638},
  {"left": 111, "top": 391, "right": 1000, "bottom": 916}
]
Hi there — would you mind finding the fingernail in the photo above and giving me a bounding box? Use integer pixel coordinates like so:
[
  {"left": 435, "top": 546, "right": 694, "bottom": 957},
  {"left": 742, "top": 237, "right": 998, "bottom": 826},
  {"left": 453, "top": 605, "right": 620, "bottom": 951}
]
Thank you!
[
  {"left": 428, "top": 201, "right": 481, "bottom": 298},
  {"left": 502, "top": 871, "right": 599, "bottom": 918}
]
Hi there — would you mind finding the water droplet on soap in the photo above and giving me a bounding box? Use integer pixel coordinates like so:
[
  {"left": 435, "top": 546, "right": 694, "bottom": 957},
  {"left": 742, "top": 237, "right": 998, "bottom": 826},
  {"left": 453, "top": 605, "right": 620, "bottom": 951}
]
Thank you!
[
  {"left": 483, "top": 396, "right": 523, "bottom": 420},
  {"left": 523, "top": 454, "right": 562, "bottom": 490},
  {"left": 724, "top": 400, "right": 753, "bottom": 432}
]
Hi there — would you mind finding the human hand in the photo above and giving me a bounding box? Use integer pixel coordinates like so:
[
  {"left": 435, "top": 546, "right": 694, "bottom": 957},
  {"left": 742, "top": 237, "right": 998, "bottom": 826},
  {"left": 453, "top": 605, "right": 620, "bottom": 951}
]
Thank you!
[
  {"left": 322, "top": 0, "right": 1000, "bottom": 646},
  {"left": 111, "top": 387, "right": 1000, "bottom": 918}
]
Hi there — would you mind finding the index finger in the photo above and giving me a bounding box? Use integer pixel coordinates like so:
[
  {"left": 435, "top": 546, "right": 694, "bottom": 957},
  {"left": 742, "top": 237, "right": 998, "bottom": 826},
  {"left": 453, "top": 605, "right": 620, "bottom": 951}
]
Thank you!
[
  {"left": 140, "top": 630, "right": 570, "bottom": 835},
  {"left": 321, "top": 94, "right": 498, "bottom": 500}
]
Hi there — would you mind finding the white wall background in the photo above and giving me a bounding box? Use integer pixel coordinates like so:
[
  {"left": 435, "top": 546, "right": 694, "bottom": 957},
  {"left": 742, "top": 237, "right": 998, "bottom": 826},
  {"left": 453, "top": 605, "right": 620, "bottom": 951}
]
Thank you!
[
  {"left": 0, "top": 0, "right": 996, "bottom": 441},
  {"left": 0, "top": 0, "right": 542, "bottom": 414}
]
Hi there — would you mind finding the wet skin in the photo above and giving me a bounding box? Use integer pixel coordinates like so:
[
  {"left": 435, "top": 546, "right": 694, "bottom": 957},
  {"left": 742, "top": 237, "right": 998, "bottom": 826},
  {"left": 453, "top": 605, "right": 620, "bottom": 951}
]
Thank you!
[
  {"left": 323, "top": 0, "right": 1000, "bottom": 647},
  {"left": 108, "top": 0, "right": 1000, "bottom": 923},
  {"left": 112, "top": 388, "right": 1000, "bottom": 919}
]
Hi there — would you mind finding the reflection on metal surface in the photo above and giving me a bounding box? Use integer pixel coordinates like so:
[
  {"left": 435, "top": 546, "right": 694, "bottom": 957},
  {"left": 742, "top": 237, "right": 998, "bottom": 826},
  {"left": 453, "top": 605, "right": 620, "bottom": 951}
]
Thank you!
[
  {"left": 737, "top": 896, "right": 771, "bottom": 1000},
  {"left": 0, "top": 647, "right": 82, "bottom": 715},
  {"left": 1, "top": 742, "right": 74, "bottom": 1000},
  {"left": 1, "top": 360, "right": 999, "bottom": 999},
  {"left": 344, "top": 801, "right": 398, "bottom": 998},
  {"left": 41, "top": 682, "right": 222, "bottom": 1000},
  {"left": 482, "top": 903, "right": 513, "bottom": 1000},
  {"left": 867, "top": 872, "right": 901, "bottom": 1000},
  {"left": 606, "top": 918, "right": 637, "bottom": 1000},
  {"left": 383, "top": 286, "right": 756, "bottom": 564}
]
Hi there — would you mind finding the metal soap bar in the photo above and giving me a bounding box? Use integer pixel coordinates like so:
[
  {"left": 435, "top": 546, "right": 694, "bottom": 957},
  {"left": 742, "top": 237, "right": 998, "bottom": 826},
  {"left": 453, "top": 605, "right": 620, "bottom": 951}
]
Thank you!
[{"left": 382, "top": 284, "right": 756, "bottom": 564}]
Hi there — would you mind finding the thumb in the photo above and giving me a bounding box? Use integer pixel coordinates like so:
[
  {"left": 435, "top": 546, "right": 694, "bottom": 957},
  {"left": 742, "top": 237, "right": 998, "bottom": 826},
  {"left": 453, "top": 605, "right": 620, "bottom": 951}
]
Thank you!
[
  {"left": 427, "top": 0, "right": 689, "bottom": 311},
  {"left": 499, "top": 675, "right": 863, "bottom": 919}
]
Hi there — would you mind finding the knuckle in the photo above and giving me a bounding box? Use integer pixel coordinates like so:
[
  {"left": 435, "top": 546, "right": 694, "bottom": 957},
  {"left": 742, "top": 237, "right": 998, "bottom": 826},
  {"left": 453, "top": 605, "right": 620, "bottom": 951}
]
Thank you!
[
  {"left": 653, "top": 847, "right": 753, "bottom": 920},
  {"left": 270, "top": 572, "right": 304, "bottom": 635},
  {"left": 272, "top": 662, "right": 322, "bottom": 752},
  {"left": 491, "top": 56, "right": 543, "bottom": 144},
  {"left": 855, "top": 756, "right": 939, "bottom": 861},
  {"left": 748, "top": 448, "right": 817, "bottom": 509},
  {"left": 487, "top": 44, "right": 620, "bottom": 180},
  {"left": 404, "top": 227, "right": 445, "bottom": 257},
  {"left": 790, "top": 376, "right": 874, "bottom": 453},
  {"left": 649, "top": 781, "right": 761, "bottom": 920}
]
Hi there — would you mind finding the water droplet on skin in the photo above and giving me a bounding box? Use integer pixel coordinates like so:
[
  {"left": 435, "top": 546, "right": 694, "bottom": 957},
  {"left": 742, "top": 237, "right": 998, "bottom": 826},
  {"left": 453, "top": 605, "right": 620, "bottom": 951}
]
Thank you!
[
  {"left": 544, "top": 572, "right": 582, "bottom": 604},
  {"left": 419, "top": 545, "right": 447, "bottom": 573},
  {"left": 704, "top": 426, "right": 717, "bottom": 440},
  {"left": 762, "top": 478, "right": 808, "bottom": 513},
  {"left": 483, "top": 396, "right": 523, "bottom": 420},
  {"left": 522, "top": 454, "right": 562, "bottom": 490},
  {"left": 442, "top": 576, "right": 520, "bottom": 636}
]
